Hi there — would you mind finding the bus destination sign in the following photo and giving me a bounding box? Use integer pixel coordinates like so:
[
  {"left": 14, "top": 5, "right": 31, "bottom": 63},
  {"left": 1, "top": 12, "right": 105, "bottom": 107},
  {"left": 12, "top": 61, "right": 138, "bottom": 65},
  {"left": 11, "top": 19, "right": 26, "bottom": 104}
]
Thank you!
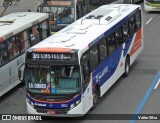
[
  {"left": 47, "top": 0, "right": 72, "bottom": 6},
  {"left": 32, "top": 53, "right": 72, "bottom": 60},
  {"left": 27, "top": 64, "right": 50, "bottom": 69}
]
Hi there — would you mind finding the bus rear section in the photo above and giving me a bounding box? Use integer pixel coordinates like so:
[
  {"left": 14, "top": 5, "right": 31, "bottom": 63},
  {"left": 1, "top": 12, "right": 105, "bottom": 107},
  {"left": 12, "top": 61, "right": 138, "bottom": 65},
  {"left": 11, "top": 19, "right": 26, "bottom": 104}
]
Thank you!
[
  {"left": 144, "top": 0, "right": 160, "bottom": 11},
  {"left": 19, "top": 4, "right": 143, "bottom": 116}
]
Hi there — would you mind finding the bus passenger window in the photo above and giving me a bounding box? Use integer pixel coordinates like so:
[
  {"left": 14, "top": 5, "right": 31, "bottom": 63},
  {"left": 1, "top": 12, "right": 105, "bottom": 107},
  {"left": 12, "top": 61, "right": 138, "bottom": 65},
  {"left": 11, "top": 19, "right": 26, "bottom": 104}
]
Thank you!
[
  {"left": 20, "top": 33, "right": 24, "bottom": 51},
  {"left": 7, "top": 39, "right": 14, "bottom": 58},
  {"left": 20, "top": 31, "right": 30, "bottom": 52},
  {"left": 98, "top": 39, "right": 107, "bottom": 61},
  {"left": 7, "top": 36, "right": 20, "bottom": 58},
  {"left": 0, "top": 41, "right": 8, "bottom": 64},
  {"left": 122, "top": 22, "right": 129, "bottom": 41},
  {"left": 41, "top": 21, "right": 49, "bottom": 40},
  {"left": 115, "top": 27, "right": 123, "bottom": 46},
  {"left": 30, "top": 26, "right": 40, "bottom": 46},
  {"left": 107, "top": 33, "right": 116, "bottom": 55},
  {"left": 12, "top": 37, "right": 20, "bottom": 57},
  {"left": 90, "top": 46, "right": 99, "bottom": 69},
  {"left": 129, "top": 17, "right": 136, "bottom": 36},
  {"left": 135, "top": 11, "right": 141, "bottom": 31}
]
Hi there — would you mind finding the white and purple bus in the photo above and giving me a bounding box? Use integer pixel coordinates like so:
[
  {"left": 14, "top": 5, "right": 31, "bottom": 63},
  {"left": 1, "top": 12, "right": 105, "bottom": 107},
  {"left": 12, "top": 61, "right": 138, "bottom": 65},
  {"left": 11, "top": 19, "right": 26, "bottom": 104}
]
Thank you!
[{"left": 19, "top": 4, "right": 143, "bottom": 116}]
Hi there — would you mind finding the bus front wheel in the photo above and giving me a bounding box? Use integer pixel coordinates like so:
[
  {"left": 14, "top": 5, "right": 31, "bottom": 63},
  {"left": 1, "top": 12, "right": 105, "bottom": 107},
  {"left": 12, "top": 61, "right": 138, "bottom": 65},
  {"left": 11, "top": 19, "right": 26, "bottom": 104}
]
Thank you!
[{"left": 123, "top": 57, "right": 130, "bottom": 77}]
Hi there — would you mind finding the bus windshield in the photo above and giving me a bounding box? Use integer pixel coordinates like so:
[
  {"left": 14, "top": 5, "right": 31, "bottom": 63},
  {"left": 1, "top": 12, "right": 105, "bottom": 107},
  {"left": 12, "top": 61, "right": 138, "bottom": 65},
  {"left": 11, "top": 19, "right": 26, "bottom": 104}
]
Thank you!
[
  {"left": 42, "top": 6, "right": 74, "bottom": 24},
  {"left": 24, "top": 65, "right": 81, "bottom": 94}
]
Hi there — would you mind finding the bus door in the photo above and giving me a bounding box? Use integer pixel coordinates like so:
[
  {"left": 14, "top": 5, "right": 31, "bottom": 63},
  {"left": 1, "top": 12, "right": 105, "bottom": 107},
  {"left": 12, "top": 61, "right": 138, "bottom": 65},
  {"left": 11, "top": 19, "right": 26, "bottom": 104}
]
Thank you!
[
  {"left": 107, "top": 32, "right": 120, "bottom": 82},
  {"left": 81, "top": 53, "right": 93, "bottom": 113}
]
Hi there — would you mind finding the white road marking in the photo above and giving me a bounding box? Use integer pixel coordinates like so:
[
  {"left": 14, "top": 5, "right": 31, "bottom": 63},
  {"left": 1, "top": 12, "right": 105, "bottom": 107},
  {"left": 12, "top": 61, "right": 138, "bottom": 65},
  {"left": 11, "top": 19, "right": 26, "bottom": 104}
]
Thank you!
[
  {"left": 146, "top": 18, "right": 153, "bottom": 25},
  {"left": 154, "top": 78, "right": 160, "bottom": 90}
]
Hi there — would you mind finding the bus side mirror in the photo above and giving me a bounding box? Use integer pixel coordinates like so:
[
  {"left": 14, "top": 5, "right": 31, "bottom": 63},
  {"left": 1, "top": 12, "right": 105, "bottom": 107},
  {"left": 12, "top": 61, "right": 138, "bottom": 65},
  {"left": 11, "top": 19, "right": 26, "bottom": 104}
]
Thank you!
[{"left": 18, "top": 63, "right": 24, "bottom": 82}]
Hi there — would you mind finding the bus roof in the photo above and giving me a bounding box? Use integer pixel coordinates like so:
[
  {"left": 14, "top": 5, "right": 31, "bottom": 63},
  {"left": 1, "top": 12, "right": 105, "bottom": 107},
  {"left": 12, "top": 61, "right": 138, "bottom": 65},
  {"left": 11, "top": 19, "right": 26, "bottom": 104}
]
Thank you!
[
  {"left": 0, "top": 12, "right": 48, "bottom": 39},
  {"left": 31, "top": 4, "right": 141, "bottom": 53}
]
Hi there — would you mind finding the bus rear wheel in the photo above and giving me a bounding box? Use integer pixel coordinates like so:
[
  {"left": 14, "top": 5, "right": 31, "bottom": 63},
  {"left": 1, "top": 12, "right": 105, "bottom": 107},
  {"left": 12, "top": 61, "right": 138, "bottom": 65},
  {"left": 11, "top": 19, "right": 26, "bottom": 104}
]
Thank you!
[
  {"left": 123, "top": 57, "right": 130, "bottom": 77},
  {"left": 92, "top": 87, "right": 100, "bottom": 110}
]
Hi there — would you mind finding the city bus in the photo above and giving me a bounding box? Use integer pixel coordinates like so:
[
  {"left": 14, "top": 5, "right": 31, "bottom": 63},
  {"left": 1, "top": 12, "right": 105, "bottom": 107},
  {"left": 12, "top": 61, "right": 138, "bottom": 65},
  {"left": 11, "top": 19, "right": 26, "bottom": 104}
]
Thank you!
[
  {"left": 89, "top": 0, "right": 118, "bottom": 11},
  {"left": 37, "top": 0, "right": 91, "bottom": 34},
  {"left": 0, "top": 12, "right": 50, "bottom": 97},
  {"left": 89, "top": 0, "right": 117, "bottom": 6},
  {"left": 144, "top": 0, "right": 160, "bottom": 11},
  {"left": 19, "top": 4, "right": 143, "bottom": 116},
  {"left": 123, "top": 0, "right": 143, "bottom": 4}
]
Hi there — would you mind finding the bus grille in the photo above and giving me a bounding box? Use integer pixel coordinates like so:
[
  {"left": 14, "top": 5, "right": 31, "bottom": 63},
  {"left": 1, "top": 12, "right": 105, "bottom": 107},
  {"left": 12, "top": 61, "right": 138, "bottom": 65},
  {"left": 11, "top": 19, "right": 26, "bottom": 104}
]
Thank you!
[{"left": 35, "top": 107, "right": 69, "bottom": 114}]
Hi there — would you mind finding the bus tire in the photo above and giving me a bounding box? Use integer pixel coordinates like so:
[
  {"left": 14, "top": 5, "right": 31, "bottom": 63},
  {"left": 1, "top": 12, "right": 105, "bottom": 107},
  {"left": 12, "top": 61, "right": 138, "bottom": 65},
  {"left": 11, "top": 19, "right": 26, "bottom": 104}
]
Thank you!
[
  {"left": 123, "top": 57, "right": 130, "bottom": 77},
  {"left": 92, "top": 87, "right": 100, "bottom": 110}
]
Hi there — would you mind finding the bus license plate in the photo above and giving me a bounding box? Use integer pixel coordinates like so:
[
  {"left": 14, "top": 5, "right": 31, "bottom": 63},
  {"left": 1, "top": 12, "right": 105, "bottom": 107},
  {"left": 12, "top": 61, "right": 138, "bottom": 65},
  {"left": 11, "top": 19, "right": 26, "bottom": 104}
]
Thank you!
[{"left": 47, "top": 110, "right": 56, "bottom": 114}]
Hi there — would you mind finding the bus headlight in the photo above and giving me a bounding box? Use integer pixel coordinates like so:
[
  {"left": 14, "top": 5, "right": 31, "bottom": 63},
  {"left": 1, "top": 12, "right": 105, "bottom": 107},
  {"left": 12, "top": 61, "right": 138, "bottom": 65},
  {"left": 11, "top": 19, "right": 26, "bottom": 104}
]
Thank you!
[
  {"left": 76, "top": 100, "right": 81, "bottom": 105},
  {"left": 70, "top": 99, "right": 81, "bottom": 110},
  {"left": 70, "top": 103, "right": 75, "bottom": 110}
]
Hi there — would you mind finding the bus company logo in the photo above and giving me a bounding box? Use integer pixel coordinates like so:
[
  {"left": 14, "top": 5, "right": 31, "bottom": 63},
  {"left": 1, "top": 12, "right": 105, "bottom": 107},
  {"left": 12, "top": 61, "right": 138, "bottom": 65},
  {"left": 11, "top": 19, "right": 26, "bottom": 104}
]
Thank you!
[
  {"left": 48, "top": 104, "right": 53, "bottom": 108},
  {"left": 61, "top": 104, "right": 68, "bottom": 108},
  {"left": 96, "top": 66, "right": 109, "bottom": 83},
  {"left": 34, "top": 102, "right": 46, "bottom": 107}
]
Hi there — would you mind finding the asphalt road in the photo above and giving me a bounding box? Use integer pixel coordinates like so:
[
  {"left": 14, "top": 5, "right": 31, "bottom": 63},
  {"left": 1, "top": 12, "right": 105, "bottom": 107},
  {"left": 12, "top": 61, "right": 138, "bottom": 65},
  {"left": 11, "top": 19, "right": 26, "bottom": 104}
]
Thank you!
[
  {"left": 0, "top": 0, "right": 40, "bottom": 15},
  {"left": 0, "top": 1, "right": 160, "bottom": 123}
]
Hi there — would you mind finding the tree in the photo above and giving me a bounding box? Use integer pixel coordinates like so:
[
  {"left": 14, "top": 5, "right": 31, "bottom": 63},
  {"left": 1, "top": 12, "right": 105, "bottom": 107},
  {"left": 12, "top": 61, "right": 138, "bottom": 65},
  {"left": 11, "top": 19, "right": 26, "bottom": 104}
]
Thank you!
[{"left": 1, "top": 0, "right": 21, "bottom": 17}]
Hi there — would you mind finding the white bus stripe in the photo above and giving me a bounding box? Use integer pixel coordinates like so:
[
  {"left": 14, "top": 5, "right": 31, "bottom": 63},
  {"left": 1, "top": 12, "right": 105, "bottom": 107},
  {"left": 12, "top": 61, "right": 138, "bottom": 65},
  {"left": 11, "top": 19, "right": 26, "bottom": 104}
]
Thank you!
[
  {"left": 154, "top": 78, "right": 160, "bottom": 90},
  {"left": 146, "top": 18, "right": 152, "bottom": 25}
]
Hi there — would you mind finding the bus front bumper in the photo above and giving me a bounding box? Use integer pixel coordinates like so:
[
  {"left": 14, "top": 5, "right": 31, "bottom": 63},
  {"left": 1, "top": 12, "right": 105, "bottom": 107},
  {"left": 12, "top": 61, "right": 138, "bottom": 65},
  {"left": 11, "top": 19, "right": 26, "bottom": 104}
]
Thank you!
[{"left": 26, "top": 100, "right": 84, "bottom": 117}]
